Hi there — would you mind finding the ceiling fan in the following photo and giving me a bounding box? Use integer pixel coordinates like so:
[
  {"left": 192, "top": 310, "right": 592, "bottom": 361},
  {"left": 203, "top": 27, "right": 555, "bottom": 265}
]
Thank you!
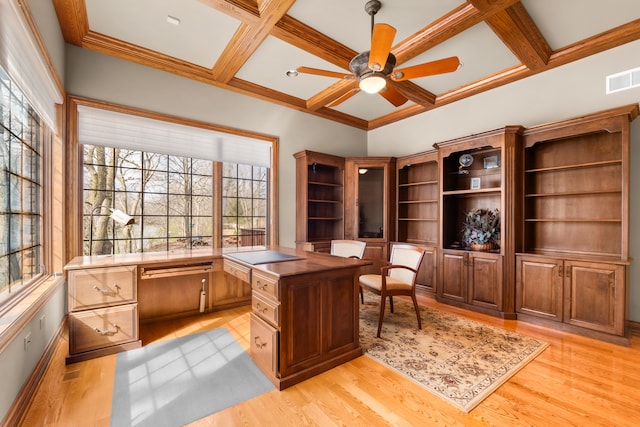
[{"left": 295, "top": 0, "right": 461, "bottom": 107}]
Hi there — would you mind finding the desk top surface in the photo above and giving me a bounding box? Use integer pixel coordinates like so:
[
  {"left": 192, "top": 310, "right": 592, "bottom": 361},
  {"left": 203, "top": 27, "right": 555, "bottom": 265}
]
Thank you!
[{"left": 65, "top": 246, "right": 369, "bottom": 277}]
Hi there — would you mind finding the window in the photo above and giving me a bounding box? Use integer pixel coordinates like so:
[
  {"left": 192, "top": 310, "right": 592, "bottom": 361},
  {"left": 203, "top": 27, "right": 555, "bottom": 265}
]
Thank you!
[
  {"left": 82, "top": 147, "right": 214, "bottom": 254},
  {"left": 75, "top": 100, "right": 276, "bottom": 256},
  {"left": 222, "top": 163, "right": 268, "bottom": 247},
  {"left": 0, "top": 66, "right": 43, "bottom": 302}
]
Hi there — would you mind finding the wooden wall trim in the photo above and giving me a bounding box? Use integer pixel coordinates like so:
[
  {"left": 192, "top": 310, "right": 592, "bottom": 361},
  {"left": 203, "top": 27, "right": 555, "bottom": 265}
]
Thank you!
[{"left": 630, "top": 320, "right": 640, "bottom": 337}]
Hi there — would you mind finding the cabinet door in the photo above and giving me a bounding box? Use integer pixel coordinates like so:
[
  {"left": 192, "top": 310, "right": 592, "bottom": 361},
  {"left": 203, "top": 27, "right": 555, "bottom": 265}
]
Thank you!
[
  {"left": 440, "top": 250, "right": 466, "bottom": 302},
  {"left": 416, "top": 246, "right": 436, "bottom": 293},
  {"left": 565, "top": 261, "right": 626, "bottom": 336},
  {"left": 468, "top": 253, "right": 502, "bottom": 310},
  {"left": 516, "top": 256, "right": 563, "bottom": 321}
]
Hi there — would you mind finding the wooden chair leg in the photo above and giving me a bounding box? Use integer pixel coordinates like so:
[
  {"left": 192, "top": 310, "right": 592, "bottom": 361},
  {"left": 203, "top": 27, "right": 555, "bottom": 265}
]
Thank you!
[
  {"left": 411, "top": 294, "right": 422, "bottom": 329},
  {"left": 377, "top": 295, "right": 386, "bottom": 338},
  {"left": 389, "top": 296, "right": 394, "bottom": 313},
  {"left": 360, "top": 286, "right": 364, "bottom": 304}
]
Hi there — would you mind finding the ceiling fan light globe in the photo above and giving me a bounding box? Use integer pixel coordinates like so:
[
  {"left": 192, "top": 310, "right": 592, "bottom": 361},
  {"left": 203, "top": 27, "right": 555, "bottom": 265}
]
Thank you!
[{"left": 359, "top": 74, "right": 386, "bottom": 93}]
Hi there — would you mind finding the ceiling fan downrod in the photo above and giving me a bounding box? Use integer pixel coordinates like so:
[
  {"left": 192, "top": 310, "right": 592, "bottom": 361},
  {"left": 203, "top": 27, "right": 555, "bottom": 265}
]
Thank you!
[{"left": 365, "top": 0, "right": 382, "bottom": 35}]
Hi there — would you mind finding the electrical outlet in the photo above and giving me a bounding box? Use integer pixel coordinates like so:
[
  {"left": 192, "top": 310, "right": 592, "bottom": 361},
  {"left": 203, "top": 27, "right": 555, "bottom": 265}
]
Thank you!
[
  {"left": 39, "top": 314, "right": 46, "bottom": 330},
  {"left": 24, "top": 332, "right": 32, "bottom": 350}
]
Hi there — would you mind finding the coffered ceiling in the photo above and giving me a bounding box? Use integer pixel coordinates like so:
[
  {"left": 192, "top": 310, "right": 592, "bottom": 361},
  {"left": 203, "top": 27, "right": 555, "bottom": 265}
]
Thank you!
[{"left": 52, "top": 0, "right": 640, "bottom": 130}]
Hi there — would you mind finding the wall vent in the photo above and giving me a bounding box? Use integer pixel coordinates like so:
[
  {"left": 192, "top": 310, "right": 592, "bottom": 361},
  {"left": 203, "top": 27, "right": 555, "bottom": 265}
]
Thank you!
[{"left": 606, "top": 66, "right": 640, "bottom": 94}]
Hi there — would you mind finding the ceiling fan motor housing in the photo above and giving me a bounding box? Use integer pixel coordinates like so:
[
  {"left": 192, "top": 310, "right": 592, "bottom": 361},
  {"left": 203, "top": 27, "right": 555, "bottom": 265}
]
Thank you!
[{"left": 350, "top": 51, "right": 396, "bottom": 80}]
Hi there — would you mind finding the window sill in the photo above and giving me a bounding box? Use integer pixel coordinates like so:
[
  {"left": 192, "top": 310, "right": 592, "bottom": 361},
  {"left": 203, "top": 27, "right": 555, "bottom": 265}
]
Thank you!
[{"left": 0, "top": 274, "right": 65, "bottom": 353}]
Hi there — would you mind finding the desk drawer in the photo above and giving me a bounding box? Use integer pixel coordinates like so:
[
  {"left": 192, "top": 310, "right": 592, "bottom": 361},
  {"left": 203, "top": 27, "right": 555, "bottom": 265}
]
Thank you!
[
  {"left": 250, "top": 313, "right": 277, "bottom": 377},
  {"left": 69, "top": 304, "right": 138, "bottom": 355},
  {"left": 224, "top": 259, "right": 251, "bottom": 283},
  {"left": 252, "top": 271, "right": 279, "bottom": 300},
  {"left": 252, "top": 293, "right": 280, "bottom": 327},
  {"left": 69, "top": 265, "right": 136, "bottom": 311}
]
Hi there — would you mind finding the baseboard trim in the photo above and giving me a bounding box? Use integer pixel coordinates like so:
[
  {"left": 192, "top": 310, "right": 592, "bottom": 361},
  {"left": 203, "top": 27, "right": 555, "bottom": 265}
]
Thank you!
[
  {"left": 2, "top": 318, "right": 66, "bottom": 427},
  {"left": 630, "top": 320, "right": 640, "bottom": 337}
]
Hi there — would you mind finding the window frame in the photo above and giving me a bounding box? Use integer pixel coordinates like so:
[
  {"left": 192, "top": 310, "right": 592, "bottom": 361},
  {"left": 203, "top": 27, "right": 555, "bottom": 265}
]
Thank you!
[{"left": 66, "top": 96, "right": 278, "bottom": 258}]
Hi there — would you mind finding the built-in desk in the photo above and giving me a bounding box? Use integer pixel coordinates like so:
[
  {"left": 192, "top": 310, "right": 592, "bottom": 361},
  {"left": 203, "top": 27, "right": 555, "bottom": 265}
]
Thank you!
[
  {"left": 64, "top": 247, "right": 367, "bottom": 386},
  {"left": 65, "top": 247, "right": 244, "bottom": 364}
]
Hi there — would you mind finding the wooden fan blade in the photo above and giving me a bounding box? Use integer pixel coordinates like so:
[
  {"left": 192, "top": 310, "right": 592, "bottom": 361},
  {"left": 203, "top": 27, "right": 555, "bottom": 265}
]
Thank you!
[
  {"left": 390, "top": 56, "right": 460, "bottom": 81},
  {"left": 327, "top": 88, "right": 360, "bottom": 107},
  {"left": 378, "top": 84, "right": 408, "bottom": 107},
  {"left": 368, "top": 23, "right": 396, "bottom": 72},
  {"left": 296, "top": 66, "right": 352, "bottom": 80}
]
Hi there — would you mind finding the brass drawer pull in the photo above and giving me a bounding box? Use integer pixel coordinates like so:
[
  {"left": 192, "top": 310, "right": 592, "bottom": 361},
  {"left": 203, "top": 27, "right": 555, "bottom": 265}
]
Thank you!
[
  {"left": 256, "top": 280, "right": 268, "bottom": 291},
  {"left": 254, "top": 336, "right": 267, "bottom": 349},
  {"left": 255, "top": 303, "right": 268, "bottom": 314},
  {"left": 94, "top": 324, "right": 119, "bottom": 336},
  {"left": 93, "top": 284, "right": 120, "bottom": 296}
]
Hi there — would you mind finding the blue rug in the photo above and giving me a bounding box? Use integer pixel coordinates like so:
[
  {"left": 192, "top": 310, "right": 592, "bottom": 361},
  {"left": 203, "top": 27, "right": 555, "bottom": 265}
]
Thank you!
[{"left": 111, "top": 328, "right": 274, "bottom": 427}]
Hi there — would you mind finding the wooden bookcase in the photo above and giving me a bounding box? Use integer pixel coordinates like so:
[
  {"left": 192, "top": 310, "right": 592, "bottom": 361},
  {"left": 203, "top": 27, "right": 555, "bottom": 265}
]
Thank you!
[
  {"left": 516, "top": 104, "right": 639, "bottom": 344},
  {"left": 294, "top": 150, "right": 345, "bottom": 252},
  {"left": 395, "top": 150, "right": 438, "bottom": 293},
  {"left": 435, "top": 126, "right": 523, "bottom": 318}
]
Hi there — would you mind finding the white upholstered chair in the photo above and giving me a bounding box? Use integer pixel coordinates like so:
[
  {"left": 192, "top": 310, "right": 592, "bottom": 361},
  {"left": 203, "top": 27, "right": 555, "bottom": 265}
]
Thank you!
[
  {"left": 358, "top": 244, "right": 425, "bottom": 338},
  {"left": 331, "top": 239, "right": 367, "bottom": 301},
  {"left": 330, "top": 239, "right": 366, "bottom": 259}
]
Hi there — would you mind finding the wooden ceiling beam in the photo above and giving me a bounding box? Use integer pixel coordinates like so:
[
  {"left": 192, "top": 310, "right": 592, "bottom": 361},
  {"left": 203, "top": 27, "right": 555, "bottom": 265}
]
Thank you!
[
  {"left": 485, "top": 2, "right": 551, "bottom": 70},
  {"left": 198, "top": 0, "right": 261, "bottom": 24},
  {"left": 392, "top": 0, "right": 520, "bottom": 65},
  {"left": 52, "top": 0, "right": 88, "bottom": 45},
  {"left": 389, "top": 81, "right": 437, "bottom": 106},
  {"left": 210, "top": 0, "right": 295, "bottom": 83},
  {"left": 272, "top": 15, "right": 357, "bottom": 70},
  {"left": 306, "top": 79, "right": 358, "bottom": 111}
]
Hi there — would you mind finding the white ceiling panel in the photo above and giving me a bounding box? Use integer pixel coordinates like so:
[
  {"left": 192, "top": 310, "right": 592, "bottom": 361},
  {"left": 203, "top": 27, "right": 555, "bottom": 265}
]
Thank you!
[
  {"left": 86, "top": 0, "right": 239, "bottom": 68},
  {"left": 399, "top": 22, "right": 520, "bottom": 95},
  {"left": 236, "top": 36, "right": 349, "bottom": 100},
  {"left": 521, "top": 0, "right": 640, "bottom": 50}
]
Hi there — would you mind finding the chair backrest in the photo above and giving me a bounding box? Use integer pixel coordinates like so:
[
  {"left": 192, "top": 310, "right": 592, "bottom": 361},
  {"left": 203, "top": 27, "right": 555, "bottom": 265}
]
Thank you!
[
  {"left": 388, "top": 245, "right": 425, "bottom": 284},
  {"left": 330, "top": 240, "right": 366, "bottom": 259}
]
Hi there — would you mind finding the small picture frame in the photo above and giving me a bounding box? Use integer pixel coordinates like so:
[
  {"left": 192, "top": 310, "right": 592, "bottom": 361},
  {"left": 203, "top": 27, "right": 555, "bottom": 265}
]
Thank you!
[
  {"left": 483, "top": 155, "right": 499, "bottom": 169},
  {"left": 470, "top": 177, "right": 481, "bottom": 189}
]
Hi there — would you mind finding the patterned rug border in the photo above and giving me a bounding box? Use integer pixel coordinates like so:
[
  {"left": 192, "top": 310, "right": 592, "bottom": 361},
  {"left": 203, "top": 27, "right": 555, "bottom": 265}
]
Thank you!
[{"left": 359, "top": 295, "right": 549, "bottom": 412}]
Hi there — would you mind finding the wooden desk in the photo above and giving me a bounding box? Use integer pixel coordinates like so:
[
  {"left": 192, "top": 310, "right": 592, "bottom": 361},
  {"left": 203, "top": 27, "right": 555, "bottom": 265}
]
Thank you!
[
  {"left": 224, "top": 247, "right": 368, "bottom": 389},
  {"left": 64, "top": 246, "right": 367, "bottom": 387}
]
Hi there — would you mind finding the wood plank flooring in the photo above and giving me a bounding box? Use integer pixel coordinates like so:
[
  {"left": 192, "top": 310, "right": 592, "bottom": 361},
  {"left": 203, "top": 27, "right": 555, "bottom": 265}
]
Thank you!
[{"left": 18, "top": 296, "right": 640, "bottom": 426}]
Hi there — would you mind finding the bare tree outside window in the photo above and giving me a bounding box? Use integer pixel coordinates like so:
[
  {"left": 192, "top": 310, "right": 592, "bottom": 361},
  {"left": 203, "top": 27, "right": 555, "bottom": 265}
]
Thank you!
[
  {"left": 222, "top": 163, "right": 268, "bottom": 247},
  {"left": 83, "top": 144, "right": 266, "bottom": 255},
  {"left": 83, "top": 147, "right": 214, "bottom": 255},
  {"left": 0, "top": 66, "right": 43, "bottom": 299}
]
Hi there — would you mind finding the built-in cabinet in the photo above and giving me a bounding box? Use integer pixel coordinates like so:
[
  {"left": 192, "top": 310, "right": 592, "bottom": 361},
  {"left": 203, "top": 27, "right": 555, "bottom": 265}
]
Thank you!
[
  {"left": 435, "top": 126, "right": 522, "bottom": 318},
  {"left": 67, "top": 265, "right": 141, "bottom": 363},
  {"left": 441, "top": 249, "right": 503, "bottom": 312},
  {"left": 294, "top": 150, "right": 345, "bottom": 253},
  {"left": 395, "top": 151, "right": 439, "bottom": 293},
  {"left": 345, "top": 156, "right": 396, "bottom": 261},
  {"left": 515, "top": 104, "right": 638, "bottom": 344},
  {"left": 293, "top": 105, "right": 637, "bottom": 344},
  {"left": 294, "top": 151, "right": 396, "bottom": 261}
]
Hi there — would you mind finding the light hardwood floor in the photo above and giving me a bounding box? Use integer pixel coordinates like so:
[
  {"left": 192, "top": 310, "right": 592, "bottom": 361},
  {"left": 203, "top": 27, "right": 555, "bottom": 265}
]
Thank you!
[{"left": 18, "top": 295, "right": 640, "bottom": 427}]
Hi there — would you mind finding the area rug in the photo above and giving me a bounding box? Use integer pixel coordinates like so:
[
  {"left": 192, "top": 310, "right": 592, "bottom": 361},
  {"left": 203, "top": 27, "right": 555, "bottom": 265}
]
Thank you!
[
  {"left": 359, "top": 293, "right": 548, "bottom": 412},
  {"left": 111, "top": 328, "right": 274, "bottom": 427}
]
